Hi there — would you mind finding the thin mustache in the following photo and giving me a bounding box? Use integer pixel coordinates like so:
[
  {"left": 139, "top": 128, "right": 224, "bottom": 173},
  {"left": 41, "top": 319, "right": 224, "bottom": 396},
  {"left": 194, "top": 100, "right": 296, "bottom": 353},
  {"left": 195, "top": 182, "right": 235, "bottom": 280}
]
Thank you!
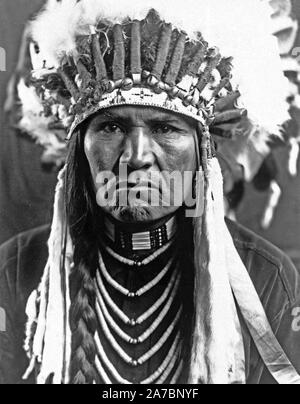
[
  {"left": 100, "top": 179, "right": 162, "bottom": 193},
  {"left": 118, "top": 180, "right": 161, "bottom": 190}
]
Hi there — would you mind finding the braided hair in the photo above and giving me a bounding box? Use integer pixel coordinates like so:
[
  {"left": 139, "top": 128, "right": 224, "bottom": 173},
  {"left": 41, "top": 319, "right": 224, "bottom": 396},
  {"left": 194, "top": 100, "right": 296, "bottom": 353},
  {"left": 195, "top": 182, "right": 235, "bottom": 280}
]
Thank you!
[{"left": 66, "top": 125, "right": 101, "bottom": 384}]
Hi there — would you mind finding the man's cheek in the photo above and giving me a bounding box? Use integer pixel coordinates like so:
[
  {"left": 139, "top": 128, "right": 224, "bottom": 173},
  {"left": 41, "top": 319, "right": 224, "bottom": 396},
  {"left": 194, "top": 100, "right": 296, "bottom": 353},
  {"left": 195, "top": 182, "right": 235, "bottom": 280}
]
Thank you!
[
  {"left": 167, "top": 148, "right": 196, "bottom": 172},
  {"left": 166, "top": 137, "right": 195, "bottom": 169},
  {"left": 94, "top": 149, "right": 118, "bottom": 172},
  {"left": 182, "top": 149, "right": 197, "bottom": 172}
]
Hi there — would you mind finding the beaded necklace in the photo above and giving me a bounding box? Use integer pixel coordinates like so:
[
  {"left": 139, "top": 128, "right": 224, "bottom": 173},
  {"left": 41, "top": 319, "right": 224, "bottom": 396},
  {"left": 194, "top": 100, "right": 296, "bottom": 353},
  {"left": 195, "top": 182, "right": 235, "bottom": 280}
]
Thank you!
[
  {"left": 98, "top": 251, "right": 175, "bottom": 297},
  {"left": 94, "top": 233, "right": 184, "bottom": 384},
  {"left": 96, "top": 268, "right": 180, "bottom": 326},
  {"left": 96, "top": 295, "right": 182, "bottom": 367},
  {"left": 94, "top": 332, "right": 182, "bottom": 385},
  {"left": 95, "top": 273, "right": 180, "bottom": 344},
  {"left": 101, "top": 238, "right": 175, "bottom": 267}
]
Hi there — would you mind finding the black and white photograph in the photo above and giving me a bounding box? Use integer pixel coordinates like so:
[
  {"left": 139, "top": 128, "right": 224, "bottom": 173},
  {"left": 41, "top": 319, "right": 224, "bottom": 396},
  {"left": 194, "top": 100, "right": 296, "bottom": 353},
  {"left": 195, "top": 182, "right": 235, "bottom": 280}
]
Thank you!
[{"left": 1, "top": 0, "right": 300, "bottom": 388}]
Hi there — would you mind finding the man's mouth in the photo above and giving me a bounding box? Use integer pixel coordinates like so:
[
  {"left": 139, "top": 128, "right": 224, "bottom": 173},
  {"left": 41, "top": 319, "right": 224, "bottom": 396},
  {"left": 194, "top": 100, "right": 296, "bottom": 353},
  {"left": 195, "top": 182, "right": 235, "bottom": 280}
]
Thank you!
[{"left": 118, "top": 180, "right": 160, "bottom": 191}]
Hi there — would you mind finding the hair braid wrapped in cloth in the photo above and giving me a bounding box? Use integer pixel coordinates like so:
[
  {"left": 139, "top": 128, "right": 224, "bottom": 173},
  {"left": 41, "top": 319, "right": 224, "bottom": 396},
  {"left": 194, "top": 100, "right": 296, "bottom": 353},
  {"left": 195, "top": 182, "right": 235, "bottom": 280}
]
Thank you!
[
  {"left": 190, "top": 157, "right": 245, "bottom": 384},
  {"left": 69, "top": 254, "right": 98, "bottom": 384},
  {"left": 24, "top": 167, "right": 73, "bottom": 384},
  {"left": 69, "top": 214, "right": 99, "bottom": 384}
]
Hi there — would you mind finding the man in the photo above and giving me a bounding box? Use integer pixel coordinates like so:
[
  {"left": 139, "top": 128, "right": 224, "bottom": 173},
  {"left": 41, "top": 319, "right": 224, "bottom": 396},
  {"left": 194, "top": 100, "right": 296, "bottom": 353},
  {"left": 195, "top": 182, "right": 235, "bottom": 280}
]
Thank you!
[{"left": 1, "top": 0, "right": 300, "bottom": 384}]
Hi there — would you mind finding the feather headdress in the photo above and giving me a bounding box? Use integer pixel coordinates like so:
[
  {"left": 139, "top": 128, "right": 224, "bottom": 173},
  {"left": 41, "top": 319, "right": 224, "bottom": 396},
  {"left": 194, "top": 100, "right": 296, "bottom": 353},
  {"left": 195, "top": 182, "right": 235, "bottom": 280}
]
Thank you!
[
  {"left": 18, "top": 0, "right": 290, "bottom": 153},
  {"left": 29, "top": 0, "right": 288, "bottom": 129}
]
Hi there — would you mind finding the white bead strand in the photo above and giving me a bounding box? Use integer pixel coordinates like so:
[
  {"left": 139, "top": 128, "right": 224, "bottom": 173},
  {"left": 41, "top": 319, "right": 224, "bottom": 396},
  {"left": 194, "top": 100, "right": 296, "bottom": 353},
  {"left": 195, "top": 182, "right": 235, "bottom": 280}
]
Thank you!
[{"left": 98, "top": 252, "right": 175, "bottom": 298}]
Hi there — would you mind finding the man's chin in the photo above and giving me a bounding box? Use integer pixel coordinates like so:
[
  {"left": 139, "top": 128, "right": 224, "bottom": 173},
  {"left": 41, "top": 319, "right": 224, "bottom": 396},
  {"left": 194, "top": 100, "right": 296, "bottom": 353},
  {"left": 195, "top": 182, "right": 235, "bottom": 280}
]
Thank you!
[
  {"left": 105, "top": 206, "right": 176, "bottom": 223},
  {"left": 108, "top": 206, "right": 152, "bottom": 223}
]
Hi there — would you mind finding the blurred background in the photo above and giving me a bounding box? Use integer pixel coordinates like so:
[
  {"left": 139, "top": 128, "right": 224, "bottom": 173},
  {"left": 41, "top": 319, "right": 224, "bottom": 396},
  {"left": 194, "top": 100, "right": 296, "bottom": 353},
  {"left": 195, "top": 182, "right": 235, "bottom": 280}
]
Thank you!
[
  {"left": 0, "top": 0, "right": 299, "bottom": 271},
  {"left": 0, "top": 0, "right": 57, "bottom": 245}
]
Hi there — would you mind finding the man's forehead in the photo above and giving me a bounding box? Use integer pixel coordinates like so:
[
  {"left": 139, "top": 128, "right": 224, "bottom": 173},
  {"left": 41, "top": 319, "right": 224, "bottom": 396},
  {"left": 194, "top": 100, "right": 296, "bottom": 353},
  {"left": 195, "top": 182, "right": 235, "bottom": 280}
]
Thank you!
[{"left": 91, "top": 106, "right": 195, "bottom": 125}]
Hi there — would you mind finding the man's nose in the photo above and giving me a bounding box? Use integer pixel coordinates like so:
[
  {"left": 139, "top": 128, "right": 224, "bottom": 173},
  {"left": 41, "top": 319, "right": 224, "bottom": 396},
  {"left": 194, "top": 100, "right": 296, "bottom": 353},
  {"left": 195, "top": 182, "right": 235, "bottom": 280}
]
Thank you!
[{"left": 120, "top": 127, "right": 155, "bottom": 170}]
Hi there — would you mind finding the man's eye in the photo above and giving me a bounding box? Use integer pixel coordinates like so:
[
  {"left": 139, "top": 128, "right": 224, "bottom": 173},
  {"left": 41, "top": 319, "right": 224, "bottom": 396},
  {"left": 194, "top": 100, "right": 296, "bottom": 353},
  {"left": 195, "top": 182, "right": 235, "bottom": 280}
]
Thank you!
[
  {"left": 152, "top": 125, "right": 174, "bottom": 135},
  {"left": 99, "top": 123, "right": 124, "bottom": 134}
]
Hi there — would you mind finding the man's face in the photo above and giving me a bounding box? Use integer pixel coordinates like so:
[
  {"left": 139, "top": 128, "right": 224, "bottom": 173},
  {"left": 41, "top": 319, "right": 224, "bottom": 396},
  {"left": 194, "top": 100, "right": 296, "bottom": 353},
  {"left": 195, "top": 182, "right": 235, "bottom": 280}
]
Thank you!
[{"left": 84, "top": 106, "right": 197, "bottom": 223}]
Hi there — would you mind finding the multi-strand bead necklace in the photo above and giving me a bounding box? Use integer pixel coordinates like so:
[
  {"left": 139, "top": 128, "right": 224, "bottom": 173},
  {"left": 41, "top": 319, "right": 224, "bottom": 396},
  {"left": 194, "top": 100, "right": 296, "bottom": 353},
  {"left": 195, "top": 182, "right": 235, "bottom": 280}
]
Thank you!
[{"left": 94, "top": 239, "right": 184, "bottom": 384}]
